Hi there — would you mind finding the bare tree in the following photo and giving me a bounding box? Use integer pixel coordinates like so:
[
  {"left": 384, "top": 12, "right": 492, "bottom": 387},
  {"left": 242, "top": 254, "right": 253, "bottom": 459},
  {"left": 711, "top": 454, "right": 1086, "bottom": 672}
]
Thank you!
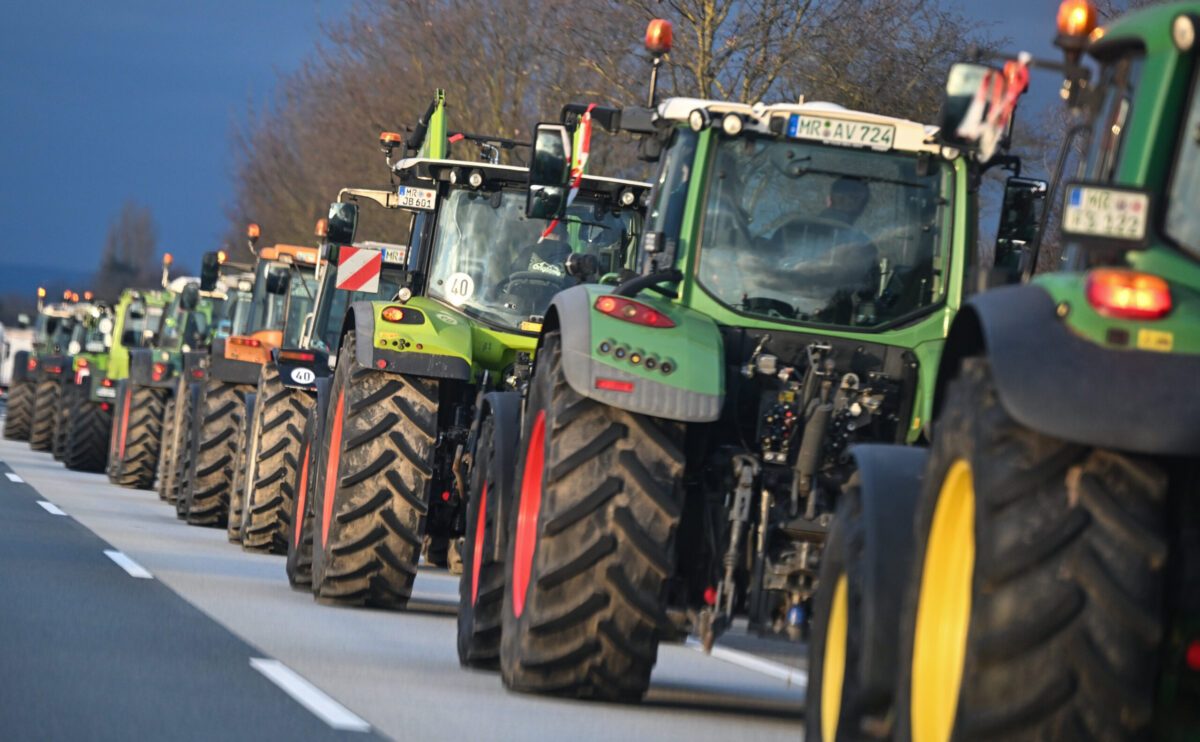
[{"left": 94, "top": 201, "right": 160, "bottom": 300}]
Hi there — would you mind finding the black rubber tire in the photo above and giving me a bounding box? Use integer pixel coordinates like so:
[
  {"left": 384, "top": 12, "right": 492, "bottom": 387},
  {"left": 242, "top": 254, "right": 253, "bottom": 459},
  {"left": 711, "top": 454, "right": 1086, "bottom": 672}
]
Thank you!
[
  {"left": 458, "top": 411, "right": 506, "bottom": 669},
  {"left": 242, "top": 364, "right": 313, "bottom": 554},
  {"left": 3, "top": 379, "right": 34, "bottom": 441},
  {"left": 286, "top": 405, "right": 319, "bottom": 590},
  {"left": 311, "top": 331, "right": 437, "bottom": 608},
  {"left": 174, "top": 383, "right": 200, "bottom": 518},
  {"left": 51, "top": 381, "right": 75, "bottom": 460},
  {"left": 156, "top": 394, "right": 178, "bottom": 501},
  {"left": 63, "top": 388, "right": 113, "bottom": 473},
  {"left": 226, "top": 391, "right": 255, "bottom": 541},
  {"left": 110, "top": 382, "right": 165, "bottom": 489},
  {"left": 894, "top": 358, "right": 1167, "bottom": 741},
  {"left": 29, "top": 377, "right": 63, "bottom": 452},
  {"left": 499, "top": 333, "right": 685, "bottom": 701},
  {"left": 184, "top": 379, "right": 251, "bottom": 527}
]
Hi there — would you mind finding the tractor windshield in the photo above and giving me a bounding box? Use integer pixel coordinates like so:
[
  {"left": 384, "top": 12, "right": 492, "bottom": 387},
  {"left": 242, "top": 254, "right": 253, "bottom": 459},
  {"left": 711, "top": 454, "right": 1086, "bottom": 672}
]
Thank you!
[
  {"left": 222, "top": 287, "right": 255, "bottom": 337},
  {"left": 426, "top": 187, "right": 635, "bottom": 331},
  {"left": 282, "top": 268, "right": 320, "bottom": 347},
  {"left": 696, "top": 136, "right": 950, "bottom": 328}
]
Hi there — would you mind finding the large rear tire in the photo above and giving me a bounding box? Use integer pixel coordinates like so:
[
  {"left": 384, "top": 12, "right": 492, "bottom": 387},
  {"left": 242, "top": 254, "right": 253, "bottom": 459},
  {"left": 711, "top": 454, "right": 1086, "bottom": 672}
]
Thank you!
[
  {"left": 184, "top": 379, "right": 251, "bottom": 527},
  {"left": 242, "top": 364, "right": 313, "bottom": 554},
  {"left": 3, "top": 379, "right": 34, "bottom": 441},
  {"left": 894, "top": 358, "right": 1167, "bottom": 742},
  {"left": 226, "top": 391, "right": 256, "bottom": 541},
  {"left": 458, "top": 411, "right": 505, "bottom": 669},
  {"left": 29, "top": 377, "right": 63, "bottom": 452},
  {"left": 110, "top": 382, "right": 166, "bottom": 489},
  {"left": 286, "top": 405, "right": 319, "bottom": 590},
  {"left": 156, "top": 394, "right": 178, "bottom": 501},
  {"left": 51, "top": 381, "right": 75, "bottom": 460},
  {"left": 499, "top": 333, "right": 684, "bottom": 700},
  {"left": 311, "top": 331, "right": 437, "bottom": 608},
  {"left": 63, "top": 389, "right": 113, "bottom": 473}
]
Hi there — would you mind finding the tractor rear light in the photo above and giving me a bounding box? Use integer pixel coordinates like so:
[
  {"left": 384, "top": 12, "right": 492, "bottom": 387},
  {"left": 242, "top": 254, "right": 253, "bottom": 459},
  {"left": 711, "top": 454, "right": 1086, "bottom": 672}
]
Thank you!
[
  {"left": 230, "top": 337, "right": 262, "bottom": 348},
  {"left": 101, "top": 378, "right": 113, "bottom": 387},
  {"left": 1085, "top": 269, "right": 1172, "bottom": 320},
  {"left": 152, "top": 362, "right": 167, "bottom": 381},
  {"left": 375, "top": 359, "right": 387, "bottom": 370},
  {"left": 595, "top": 378, "right": 635, "bottom": 393},
  {"left": 100, "top": 402, "right": 110, "bottom": 412},
  {"left": 191, "top": 369, "right": 205, "bottom": 380},
  {"left": 27, "top": 358, "right": 37, "bottom": 371},
  {"left": 1187, "top": 638, "right": 1200, "bottom": 671},
  {"left": 594, "top": 295, "right": 675, "bottom": 328},
  {"left": 279, "top": 350, "right": 316, "bottom": 362}
]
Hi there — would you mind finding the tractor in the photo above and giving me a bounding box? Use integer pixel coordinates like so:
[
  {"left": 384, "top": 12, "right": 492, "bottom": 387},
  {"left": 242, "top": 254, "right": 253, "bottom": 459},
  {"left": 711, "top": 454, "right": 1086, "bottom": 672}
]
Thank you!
[
  {"left": 305, "top": 90, "right": 650, "bottom": 609},
  {"left": 52, "top": 298, "right": 118, "bottom": 471},
  {"left": 21, "top": 295, "right": 81, "bottom": 452},
  {"left": 806, "top": 2, "right": 1200, "bottom": 740},
  {"left": 456, "top": 20, "right": 1044, "bottom": 700}
]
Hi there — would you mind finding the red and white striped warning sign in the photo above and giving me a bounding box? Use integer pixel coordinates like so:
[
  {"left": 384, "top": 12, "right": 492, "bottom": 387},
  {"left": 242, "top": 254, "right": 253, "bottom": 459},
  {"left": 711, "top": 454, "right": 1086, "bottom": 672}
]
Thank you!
[{"left": 336, "top": 246, "right": 382, "bottom": 293}]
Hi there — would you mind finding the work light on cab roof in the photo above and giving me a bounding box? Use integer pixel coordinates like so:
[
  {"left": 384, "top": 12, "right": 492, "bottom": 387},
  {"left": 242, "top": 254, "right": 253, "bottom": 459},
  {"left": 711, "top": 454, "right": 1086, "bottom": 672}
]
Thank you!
[{"left": 315, "top": 217, "right": 328, "bottom": 238}]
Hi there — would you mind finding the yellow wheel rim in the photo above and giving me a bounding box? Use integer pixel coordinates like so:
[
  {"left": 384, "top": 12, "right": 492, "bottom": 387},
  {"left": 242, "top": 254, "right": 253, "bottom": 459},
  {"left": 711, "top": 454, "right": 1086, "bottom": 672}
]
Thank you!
[
  {"left": 911, "top": 459, "right": 975, "bottom": 742},
  {"left": 821, "top": 574, "right": 850, "bottom": 742}
]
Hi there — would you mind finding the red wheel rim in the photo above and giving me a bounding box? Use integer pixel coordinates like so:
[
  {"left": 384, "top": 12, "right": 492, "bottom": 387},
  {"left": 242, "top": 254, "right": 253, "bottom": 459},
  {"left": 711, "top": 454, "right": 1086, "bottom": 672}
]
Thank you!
[
  {"left": 511, "top": 410, "right": 546, "bottom": 619},
  {"left": 295, "top": 438, "right": 311, "bottom": 548},
  {"left": 117, "top": 386, "right": 132, "bottom": 461},
  {"left": 470, "top": 481, "right": 488, "bottom": 605},
  {"left": 321, "top": 390, "right": 345, "bottom": 548}
]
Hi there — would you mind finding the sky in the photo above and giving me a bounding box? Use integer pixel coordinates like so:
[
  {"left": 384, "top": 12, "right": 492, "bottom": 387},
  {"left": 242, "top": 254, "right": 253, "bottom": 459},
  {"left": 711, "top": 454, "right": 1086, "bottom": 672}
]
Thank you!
[{"left": 0, "top": 0, "right": 1073, "bottom": 289}]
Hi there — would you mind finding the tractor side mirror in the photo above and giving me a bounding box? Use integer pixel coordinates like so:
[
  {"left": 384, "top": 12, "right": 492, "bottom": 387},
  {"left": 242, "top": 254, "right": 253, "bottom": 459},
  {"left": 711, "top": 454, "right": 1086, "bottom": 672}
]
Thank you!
[
  {"left": 200, "top": 251, "right": 221, "bottom": 292},
  {"left": 121, "top": 329, "right": 138, "bottom": 347},
  {"left": 993, "top": 176, "right": 1049, "bottom": 281},
  {"left": 327, "top": 202, "right": 359, "bottom": 245},
  {"left": 17, "top": 313, "right": 30, "bottom": 328},
  {"left": 526, "top": 123, "right": 572, "bottom": 220},
  {"left": 180, "top": 284, "right": 200, "bottom": 311},
  {"left": 265, "top": 267, "right": 291, "bottom": 295},
  {"left": 938, "top": 62, "right": 1001, "bottom": 150}
]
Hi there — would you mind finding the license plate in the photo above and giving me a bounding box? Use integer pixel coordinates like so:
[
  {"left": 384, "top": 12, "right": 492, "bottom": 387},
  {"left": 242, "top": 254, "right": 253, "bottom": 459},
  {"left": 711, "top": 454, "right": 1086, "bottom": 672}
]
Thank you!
[
  {"left": 788, "top": 114, "right": 895, "bottom": 151},
  {"left": 383, "top": 246, "right": 407, "bottom": 265},
  {"left": 397, "top": 186, "right": 437, "bottom": 210},
  {"left": 96, "top": 386, "right": 116, "bottom": 399},
  {"left": 1062, "top": 186, "right": 1148, "bottom": 242}
]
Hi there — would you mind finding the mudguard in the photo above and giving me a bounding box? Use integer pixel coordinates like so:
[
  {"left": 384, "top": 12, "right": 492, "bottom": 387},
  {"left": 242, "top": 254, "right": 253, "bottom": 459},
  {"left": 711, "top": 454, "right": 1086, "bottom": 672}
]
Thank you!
[
  {"left": 209, "top": 337, "right": 262, "bottom": 385},
  {"left": 37, "top": 354, "right": 71, "bottom": 380},
  {"left": 11, "top": 351, "right": 31, "bottom": 383},
  {"left": 475, "top": 391, "right": 522, "bottom": 562},
  {"left": 346, "top": 299, "right": 472, "bottom": 381},
  {"left": 843, "top": 444, "right": 927, "bottom": 706},
  {"left": 128, "top": 348, "right": 175, "bottom": 388},
  {"left": 937, "top": 284, "right": 1200, "bottom": 456},
  {"left": 542, "top": 284, "right": 723, "bottom": 423}
]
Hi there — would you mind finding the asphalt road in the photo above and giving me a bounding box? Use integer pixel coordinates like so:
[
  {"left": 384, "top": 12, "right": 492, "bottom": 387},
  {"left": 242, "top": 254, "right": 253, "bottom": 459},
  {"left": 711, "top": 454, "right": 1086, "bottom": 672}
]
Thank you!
[{"left": 0, "top": 432, "right": 805, "bottom": 741}]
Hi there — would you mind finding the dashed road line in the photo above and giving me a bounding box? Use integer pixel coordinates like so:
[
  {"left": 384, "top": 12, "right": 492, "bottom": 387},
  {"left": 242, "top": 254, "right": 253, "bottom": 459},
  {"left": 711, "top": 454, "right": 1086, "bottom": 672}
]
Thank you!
[
  {"left": 250, "top": 658, "right": 371, "bottom": 732},
  {"left": 685, "top": 637, "right": 807, "bottom": 688},
  {"left": 103, "top": 549, "right": 153, "bottom": 579},
  {"left": 37, "top": 500, "right": 67, "bottom": 516},
  {"left": 5, "top": 472, "right": 24, "bottom": 483}
]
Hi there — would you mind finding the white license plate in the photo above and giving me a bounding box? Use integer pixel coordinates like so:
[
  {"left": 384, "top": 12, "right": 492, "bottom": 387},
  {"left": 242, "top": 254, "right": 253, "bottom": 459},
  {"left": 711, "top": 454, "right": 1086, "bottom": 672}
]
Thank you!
[
  {"left": 788, "top": 114, "right": 895, "bottom": 151},
  {"left": 96, "top": 386, "right": 116, "bottom": 399},
  {"left": 1062, "top": 186, "right": 1148, "bottom": 242},
  {"left": 383, "top": 247, "right": 407, "bottom": 265},
  {"left": 396, "top": 186, "right": 437, "bottom": 210}
]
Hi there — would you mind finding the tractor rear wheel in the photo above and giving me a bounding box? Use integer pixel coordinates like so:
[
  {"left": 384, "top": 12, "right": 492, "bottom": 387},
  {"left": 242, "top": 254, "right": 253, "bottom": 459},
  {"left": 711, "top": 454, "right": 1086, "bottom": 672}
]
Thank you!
[
  {"left": 893, "top": 358, "right": 1167, "bottom": 742},
  {"left": 3, "top": 379, "right": 34, "bottom": 441},
  {"left": 63, "top": 388, "right": 112, "bottom": 473},
  {"left": 157, "top": 395, "right": 178, "bottom": 501},
  {"left": 110, "top": 382, "right": 165, "bottom": 489},
  {"left": 51, "top": 382, "right": 75, "bottom": 460},
  {"left": 242, "top": 364, "right": 313, "bottom": 554},
  {"left": 173, "top": 383, "right": 199, "bottom": 515},
  {"left": 226, "top": 391, "right": 255, "bottom": 541},
  {"left": 311, "top": 331, "right": 437, "bottom": 608},
  {"left": 286, "top": 406, "right": 319, "bottom": 590},
  {"left": 29, "top": 377, "right": 63, "bottom": 451},
  {"left": 184, "top": 379, "right": 251, "bottom": 526},
  {"left": 458, "top": 411, "right": 505, "bottom": 669},
  {"left": 499, "top": 333, "right": 684, "bottom": 700}
]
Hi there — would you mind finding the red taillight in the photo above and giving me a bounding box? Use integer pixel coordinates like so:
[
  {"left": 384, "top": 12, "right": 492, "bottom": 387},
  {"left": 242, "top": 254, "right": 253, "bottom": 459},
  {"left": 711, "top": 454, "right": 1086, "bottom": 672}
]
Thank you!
[
  {"left": 595, "top": 378, "right": 635, "bottom": 393},
  {"left": 100, "top": 402, "right": 110, "bottom": 412},
  {"left": 191, "top": 368, "right": 205, "bottom": 379},
  {"left": 1187, "top": 639, "right": 1200, "bottom": 671},
  {"left": 27, "top": 358, "right": 37, "bottom": 371},
  {"left": 46, "top": 365, "right": 62, "bottom": 375},
  {"left": 231, "top": 336, "right": 262, "bottom": 348},
  {"left": 1085, "top": 269, "right": 1171, "bottom": 320},
  {"left": 101, "top": 378, "right": 114, "bottom": 388},
  {"left": 279, "top": 350, "right": 316, "bottom": 362},
  {"left": 594, "top": 295, "right": 675, "bottom": 328},
  {"left": 77, "top": 358, "right": 88, "bottom": 369},
  {"left": 381, "top": 306, "right": 406, "bottom": 323},
  {"left": 375, "top": 359, "right": 387, "bottom": 370},
  {"left": 152, "top": 362, "right": 167, "bottom": 381}
]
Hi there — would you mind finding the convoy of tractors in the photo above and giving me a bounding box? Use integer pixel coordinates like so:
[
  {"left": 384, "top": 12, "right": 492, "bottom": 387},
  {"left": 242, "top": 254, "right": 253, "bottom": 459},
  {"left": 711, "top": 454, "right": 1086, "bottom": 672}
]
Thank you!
[{"left": 2, "top": 2, "right": 1197, "bottom": 738}]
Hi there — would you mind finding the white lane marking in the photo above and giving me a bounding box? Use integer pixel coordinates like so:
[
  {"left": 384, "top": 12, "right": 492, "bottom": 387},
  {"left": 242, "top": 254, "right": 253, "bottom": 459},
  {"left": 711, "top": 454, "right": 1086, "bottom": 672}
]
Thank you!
[
  {"left": 37, "top": 501, "right": 67, "bottom": 516},
  {"left": 5, "top": 472, "right": 24, "bottom": 483},
  {"left": 250, "top": 658, "right": 371, "bottom": 732},
  {"left": 103, "top": 549, "right": 154, "bottom": 579},
  {"left": 685, "top": 637, "right": 807, "bottom": 689}
]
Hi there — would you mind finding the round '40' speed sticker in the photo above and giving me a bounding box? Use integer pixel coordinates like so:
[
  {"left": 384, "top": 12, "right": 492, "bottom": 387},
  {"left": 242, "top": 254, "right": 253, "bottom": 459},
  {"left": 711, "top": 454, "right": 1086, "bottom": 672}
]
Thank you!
[{"left": 445, "top": 272, "right": 475, "bottom": 307}]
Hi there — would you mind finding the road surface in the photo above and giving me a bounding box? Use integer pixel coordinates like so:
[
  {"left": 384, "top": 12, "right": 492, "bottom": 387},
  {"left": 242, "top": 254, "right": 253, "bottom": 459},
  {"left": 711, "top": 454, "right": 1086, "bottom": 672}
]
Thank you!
[{"left": 0, "top": 432, "right": 805, "bottom": 740}]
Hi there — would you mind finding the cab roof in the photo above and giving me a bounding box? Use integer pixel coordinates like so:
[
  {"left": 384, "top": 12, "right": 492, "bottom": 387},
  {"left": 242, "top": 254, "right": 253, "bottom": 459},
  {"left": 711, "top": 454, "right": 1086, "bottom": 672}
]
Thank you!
[
  {"left": 259, "top": 244, "right": 320, "bottom": 266},
  {"left": 392, "top": 157, "right": 649, "bottom": 194}
]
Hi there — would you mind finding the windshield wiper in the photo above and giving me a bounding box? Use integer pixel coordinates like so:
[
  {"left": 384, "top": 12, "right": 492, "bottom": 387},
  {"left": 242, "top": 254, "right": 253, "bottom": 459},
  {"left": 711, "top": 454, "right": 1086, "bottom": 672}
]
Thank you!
[{"left": 787, "top": 164, "right": 936, "bottom": 192}]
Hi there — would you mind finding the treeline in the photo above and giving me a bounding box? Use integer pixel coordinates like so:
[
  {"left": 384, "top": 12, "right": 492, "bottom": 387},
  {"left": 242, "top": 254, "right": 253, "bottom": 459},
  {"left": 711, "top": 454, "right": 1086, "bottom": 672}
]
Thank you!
[{"left": 226, "top": 0, "right": 997, "bottom": 252}]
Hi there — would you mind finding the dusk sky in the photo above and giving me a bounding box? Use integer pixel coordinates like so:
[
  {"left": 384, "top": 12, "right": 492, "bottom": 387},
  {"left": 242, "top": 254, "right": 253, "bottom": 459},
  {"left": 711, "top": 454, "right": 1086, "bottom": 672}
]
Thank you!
[{"left": 0, "top": 0, "right": 1067, "bottom": 287}]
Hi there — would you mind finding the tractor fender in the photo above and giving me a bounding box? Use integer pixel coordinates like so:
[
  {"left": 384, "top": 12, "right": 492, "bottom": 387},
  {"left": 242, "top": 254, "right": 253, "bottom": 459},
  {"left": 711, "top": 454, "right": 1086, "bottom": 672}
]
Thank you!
[
  {"left": 271, "top": 347, "right": 330, "bottom": 391},
  {"left": 936, "top": 284, "right": 1200, "bottom": 456},
  {"left": 476, "top": 391, "right": 522, "bottom": 561},
  {"left": 540, "top": 285, "right": 723, "bottom": 423},
  {"left": 11, "top": 350, "right": 31, "bottom": 383},
  {"left": 344, "top": 300, "right": 472, "bottom": 381},
  {"left": 209, "top": 337, "right": 263, "bottom": 385},
  {"left": 128, "top": 348, "right": 172, "bottom": 388},
  {"left": 844, "top": 444, "right": 927, "bottom": 704}
]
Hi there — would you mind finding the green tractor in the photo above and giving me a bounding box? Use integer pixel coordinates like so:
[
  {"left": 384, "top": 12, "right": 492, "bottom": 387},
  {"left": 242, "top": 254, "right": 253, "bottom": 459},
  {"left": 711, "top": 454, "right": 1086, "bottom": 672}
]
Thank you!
[
  {"left": 4, "top": 289, "right": 60, "bottom": 442},
  {"left": 21, "top": 297, "right": 80, "bottom": 452},
  {"left": 108, "top": 256, "right": 225, "bottom": 489},
  {"left": 807, "top": 2, "right": 1200, "bottom": 740},
  {"left": 305, "top": 91, "right": 649, "bottom": 608},
  {"left": 455, "top": 22, "right": 1046, "bottom": 699},
  {"left": 52, "top": 299, "right": 119, "bottom": 471}
]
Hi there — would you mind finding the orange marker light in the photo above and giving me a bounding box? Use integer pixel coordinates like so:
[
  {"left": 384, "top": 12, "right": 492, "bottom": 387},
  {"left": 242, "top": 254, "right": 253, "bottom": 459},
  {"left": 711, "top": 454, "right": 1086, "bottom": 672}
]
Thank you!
[
  {"left": 37, "top": 287, "right": 46, "bottom": 298},
  {"left": 247, "top": 223, "right": 261, "bottom": 240},
  {"left": 1086, "top": 269, "right": 1171, "bottom": 320},
  {"left": 1057, "top": 0, "right": 1097, "bottom": 37},
  {"left": 380, "top": 131, "right": 402, "bottom": 146},
  {"left": 63, "top": 290, "right": 72, "bottom": 300},
  {"left": 83, "top": 291, "right": 93, "bottom": 301},
  {"left": 71, "top": 292, "right": 80, "bottom": 302},
  {"left": 381, "top": 306, "right": 406, "bottom": 323},
  {"left": 163, "top": 253, "right": 173, "bottom": 266},
  {"left": 645, "top": 19, "right": 673, "bottom": 55},
  {"left": 217, "top": 250, "right": 227, "bottom": 264},
  {"left": 315, "top": 217, "right": 328, "bottom": 237}
]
